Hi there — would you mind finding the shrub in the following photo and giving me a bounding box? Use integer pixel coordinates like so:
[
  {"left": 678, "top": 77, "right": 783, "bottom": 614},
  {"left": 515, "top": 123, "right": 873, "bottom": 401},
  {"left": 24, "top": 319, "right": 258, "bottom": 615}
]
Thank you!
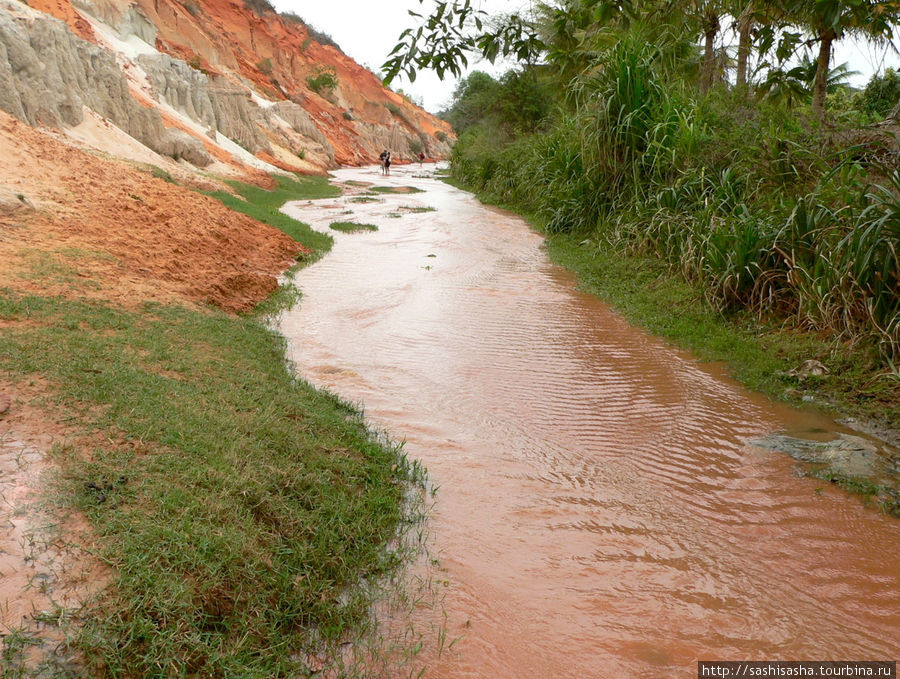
[
  {"left": 257, "top": 58, "right": 273, "bottom": 75},
  {"left": 242, "top": 0, "right": 273, "bottom": 16},
  {"left": 306, "top": 66, "right": 338, "bottom": 94},
  {"left": 408, "top": 137, "right": 424, "bottom": 155},
  {"left": 435, "top": 131, "right": 448, "bottom": 143},
  {"left": 279, "top": 12, "right": 343, "bottom": 51},
  {"left": 858, "top": 68, "right": 900, "bottom": 119},
  {"left": 306, "top": 25, "right": 343, "bottom": 52}
]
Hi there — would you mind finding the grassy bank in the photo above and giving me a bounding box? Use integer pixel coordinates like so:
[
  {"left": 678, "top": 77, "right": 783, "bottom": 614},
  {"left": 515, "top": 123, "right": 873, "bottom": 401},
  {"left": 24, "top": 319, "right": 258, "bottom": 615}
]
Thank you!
[
  {"left": 207, "top": 175, "right": 339, "bottom": 258},
  {"left": 0, "top": 175, "right": 425, "bottom": 676}
]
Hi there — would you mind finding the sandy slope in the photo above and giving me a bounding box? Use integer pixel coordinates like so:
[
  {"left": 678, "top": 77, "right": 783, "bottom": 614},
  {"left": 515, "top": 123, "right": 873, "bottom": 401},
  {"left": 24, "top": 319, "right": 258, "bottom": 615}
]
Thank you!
[{"left": 0, "top": 111, "right": 306, "bottom": 313}]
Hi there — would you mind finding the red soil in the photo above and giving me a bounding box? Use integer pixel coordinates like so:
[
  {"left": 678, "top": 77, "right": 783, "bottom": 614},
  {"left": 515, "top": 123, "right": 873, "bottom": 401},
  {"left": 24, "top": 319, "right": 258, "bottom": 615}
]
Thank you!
[
  {"left": 23, "top": 0, "right": 454, "bottom": 169},
  {"left": 133, "top": 0, "right": 453, "bottom": 163},
  {"left": 0, "top": 112, "right": 306, "bottom": 313},
  {"left": 26, "top": 0, "right": 95, "bottom": 40}
]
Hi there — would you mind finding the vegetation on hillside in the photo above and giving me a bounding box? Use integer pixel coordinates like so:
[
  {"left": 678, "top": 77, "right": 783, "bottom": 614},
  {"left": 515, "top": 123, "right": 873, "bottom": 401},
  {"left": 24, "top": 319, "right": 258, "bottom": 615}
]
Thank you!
[
  {"left": 387, "top": 0, "right": 900, "bottom": 425},
  {"left": 306, "top": 65, "right": 339, "bottom": 95},
  {"left": 280, "top": 12, "right": 345, "bottom": 52}
]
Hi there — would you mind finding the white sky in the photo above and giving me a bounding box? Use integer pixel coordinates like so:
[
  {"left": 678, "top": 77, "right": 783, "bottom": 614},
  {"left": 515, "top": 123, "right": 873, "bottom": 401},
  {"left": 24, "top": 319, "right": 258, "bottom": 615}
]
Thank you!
[
  {"left": 271, "top": 0, "right": 900, "bottom": 114},
  {"left": 271, "top": 0, "right": 528, "bottom": 112}
]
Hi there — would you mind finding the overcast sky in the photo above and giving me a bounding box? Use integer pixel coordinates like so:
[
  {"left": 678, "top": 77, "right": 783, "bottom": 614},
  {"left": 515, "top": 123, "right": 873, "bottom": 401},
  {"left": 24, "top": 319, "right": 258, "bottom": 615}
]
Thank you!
[
  {"left": 270, "top": 0, "right": 528, "bottom": 112},
  {"left": 271, "top": 0, "right": 900, "bottom": 114}
]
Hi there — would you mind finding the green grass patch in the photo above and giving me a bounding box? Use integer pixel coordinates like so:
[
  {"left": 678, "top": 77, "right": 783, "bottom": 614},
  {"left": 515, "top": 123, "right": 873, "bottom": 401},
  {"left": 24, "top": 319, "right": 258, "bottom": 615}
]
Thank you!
[
  {"left": 0, "top": 627, "right": 43, "bottom": 678},
  {"left": 149, "top": 165, "right": 177, "bottom": 184},
  {"left": 57, "top": 247, "right": 118, "bottom": 262},
  {"left": 349, "top": 196, "right": 381, "bottom": 204},
  {"left": 206, "top": 175, "right": 339, "bottom": 257},
  {"left": 0, "top": 292, "right": 423, "bottom": 675},
  {"left": 399, "top": 206, "right": 436, "bottom": 213},
  {"left": 809, "top": 469, "right": 899, "bottom": 516},
  {"left": 330, "top": 222, "right": 378, "bottom": 233},
  {"left": 370, "top": 186, "right": 424, "bottom": 195},
  {"left": 17, "top": 249, "right": 102, "bottom": 290}
]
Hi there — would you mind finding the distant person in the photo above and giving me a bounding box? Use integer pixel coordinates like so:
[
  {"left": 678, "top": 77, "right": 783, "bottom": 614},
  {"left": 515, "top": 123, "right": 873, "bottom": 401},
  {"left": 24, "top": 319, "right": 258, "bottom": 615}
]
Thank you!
[
  {"left": 379, "top": 150, "right": 388, "bottom": 175},
  {"left": 384, "top": 151, "right": 392, "bottom": 175},
  {"left": 418, "top": 151, "right": 425, "bottom": 165}
]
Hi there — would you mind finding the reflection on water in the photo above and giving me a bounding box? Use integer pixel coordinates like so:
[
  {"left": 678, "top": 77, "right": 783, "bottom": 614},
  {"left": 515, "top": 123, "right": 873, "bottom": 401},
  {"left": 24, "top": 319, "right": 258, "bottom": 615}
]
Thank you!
[{"left": 279, "top": 164, "right": 900, "bottom": 679}]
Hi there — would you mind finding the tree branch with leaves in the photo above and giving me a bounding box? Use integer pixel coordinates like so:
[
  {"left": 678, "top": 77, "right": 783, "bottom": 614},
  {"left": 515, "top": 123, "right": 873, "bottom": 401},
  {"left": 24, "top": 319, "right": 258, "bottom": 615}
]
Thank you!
[{"left": 382, "top": 1, "right": 545, "bottom": 85}]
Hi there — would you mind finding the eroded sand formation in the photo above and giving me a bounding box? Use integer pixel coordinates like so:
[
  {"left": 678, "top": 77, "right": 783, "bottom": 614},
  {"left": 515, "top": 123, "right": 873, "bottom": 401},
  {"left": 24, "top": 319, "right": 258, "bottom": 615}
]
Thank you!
[{"left": 0, "top": 0, "right": 452, "bottom": 177}]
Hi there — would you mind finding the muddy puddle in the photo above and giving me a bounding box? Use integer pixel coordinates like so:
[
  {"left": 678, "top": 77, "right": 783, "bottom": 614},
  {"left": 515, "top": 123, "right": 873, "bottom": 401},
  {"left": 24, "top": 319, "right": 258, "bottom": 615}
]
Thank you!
[
  {"left": 0, "top": 392, "right": 102, "bottom": 674},
  {"left": 279, "top": 164, "right": 900, "bottom": 678}
]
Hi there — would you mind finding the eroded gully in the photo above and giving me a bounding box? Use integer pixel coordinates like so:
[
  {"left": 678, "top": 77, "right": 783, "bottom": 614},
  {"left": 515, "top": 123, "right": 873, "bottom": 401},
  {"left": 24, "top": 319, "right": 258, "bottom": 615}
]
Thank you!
[{"left": 278, "top": 164, "right": 899, "bottom": 678}]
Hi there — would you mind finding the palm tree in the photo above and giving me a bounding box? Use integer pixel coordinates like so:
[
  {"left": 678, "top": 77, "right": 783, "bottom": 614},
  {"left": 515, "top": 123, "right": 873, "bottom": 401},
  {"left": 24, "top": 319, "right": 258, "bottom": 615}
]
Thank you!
[
  {"left": 668, "top": 0, "right": 729, "bottom": 91},
  {"left": 758, "top": 52, "right": 859, "bottom": 106},
  {"left": 536, "top": 0, "right": 651, "bottom": 84},
  {"left": 789, "top": 0, "right": 899, "bottom": 117},
  {"left": 733, "top": 0, "right": 790, "bottom": 89},
  {"left": 700, "top": 4, "right": 723, "bottom": 90},
  {"left": 758, "top": 62, "right": 811, "bottom": 106},
  {"left": 735, "top": 0, "right": 756, "bottom": 88}
]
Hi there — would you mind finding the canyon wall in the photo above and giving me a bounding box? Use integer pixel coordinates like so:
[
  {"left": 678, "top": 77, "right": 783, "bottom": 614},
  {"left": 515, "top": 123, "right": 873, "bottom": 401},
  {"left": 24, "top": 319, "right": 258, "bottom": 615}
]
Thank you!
[{"left": 0, "top": 0, "right": 453, "bottom": 175}]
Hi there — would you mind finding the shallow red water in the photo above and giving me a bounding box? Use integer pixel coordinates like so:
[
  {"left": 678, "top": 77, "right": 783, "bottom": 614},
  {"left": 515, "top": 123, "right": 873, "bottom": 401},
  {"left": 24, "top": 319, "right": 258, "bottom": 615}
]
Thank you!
[{"left": 279, "top": 165, "right": 899, "bottom": 678}]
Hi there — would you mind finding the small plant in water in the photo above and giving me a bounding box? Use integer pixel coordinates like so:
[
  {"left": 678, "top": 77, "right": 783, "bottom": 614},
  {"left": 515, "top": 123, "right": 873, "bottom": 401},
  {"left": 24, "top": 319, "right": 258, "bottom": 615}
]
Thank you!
[
  {"left": 371, "top": 186, "right": 424, "bottom": 194},
  {"left": 330, "top": 221, "right": 378, "bottom": 233}
]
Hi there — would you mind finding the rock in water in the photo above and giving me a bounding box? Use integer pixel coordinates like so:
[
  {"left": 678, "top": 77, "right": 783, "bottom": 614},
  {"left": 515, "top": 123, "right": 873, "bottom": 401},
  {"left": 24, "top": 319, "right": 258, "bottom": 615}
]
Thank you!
[{"left": 749, "top": 432, "right": 895, "bottom": 486}]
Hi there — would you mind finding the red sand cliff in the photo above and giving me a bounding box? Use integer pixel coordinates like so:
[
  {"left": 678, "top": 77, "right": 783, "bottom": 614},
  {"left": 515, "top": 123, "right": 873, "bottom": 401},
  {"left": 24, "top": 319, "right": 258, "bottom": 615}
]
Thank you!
[
  {"left": 140, "top": 0, "right": 452, "bottom": 164},
  {"left": 25, "top": 0, "right": 452, "bottom": 168}
]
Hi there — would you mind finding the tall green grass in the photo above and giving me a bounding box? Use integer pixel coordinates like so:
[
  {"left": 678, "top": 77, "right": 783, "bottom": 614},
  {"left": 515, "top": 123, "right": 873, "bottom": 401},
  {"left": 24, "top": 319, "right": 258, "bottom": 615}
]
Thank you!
[{"left": 451, "top": 38, "right": 900, "bottom": 362}]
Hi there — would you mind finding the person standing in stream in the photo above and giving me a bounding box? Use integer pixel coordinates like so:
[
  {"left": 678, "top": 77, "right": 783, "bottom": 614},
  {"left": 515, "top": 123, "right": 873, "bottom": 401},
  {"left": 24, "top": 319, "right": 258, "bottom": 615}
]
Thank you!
[
  {"left": 384, "top": 151, "right": 392, "bottom": 175},
  {"left": 379, "top": 150, "right": 388, "bottom": 175}
]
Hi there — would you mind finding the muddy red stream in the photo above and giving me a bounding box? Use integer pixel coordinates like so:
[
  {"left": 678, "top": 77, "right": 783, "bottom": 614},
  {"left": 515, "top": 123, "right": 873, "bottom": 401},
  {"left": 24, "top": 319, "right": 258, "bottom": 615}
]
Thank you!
[{"left": 279, "top": 165, "right": 899, "bottom": 678}]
